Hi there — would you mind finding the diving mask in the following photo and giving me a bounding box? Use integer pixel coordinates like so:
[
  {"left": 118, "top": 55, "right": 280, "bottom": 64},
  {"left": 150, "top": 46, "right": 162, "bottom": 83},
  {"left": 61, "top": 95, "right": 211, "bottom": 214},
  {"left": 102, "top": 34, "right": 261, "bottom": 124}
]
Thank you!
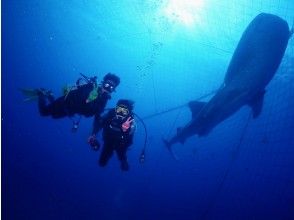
[
  {"left": 103, "top": 81, "right": 115, "bottom": 93},
  {"left": 115, "top": 105, "right": 129, "bottom": 117}
]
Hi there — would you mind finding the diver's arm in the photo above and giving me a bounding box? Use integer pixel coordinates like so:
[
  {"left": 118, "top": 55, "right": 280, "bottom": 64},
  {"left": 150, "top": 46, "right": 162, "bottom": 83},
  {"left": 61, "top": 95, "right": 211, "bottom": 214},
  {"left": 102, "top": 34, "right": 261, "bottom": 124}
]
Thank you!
[
  {"left": 90, "top": 96, "right": 110, "bottom": 135},
  {"left": 91, "top": 114, "right": 104, "bottom": 135},
  {"left": 91, "top": 109, "right": 115, "bottom": 135},
  {"left": 88, "top": 112, "right": 109, "bottom": 148},
  {"left": 88, "top": 114, "right": 102, "bottom": 147}
]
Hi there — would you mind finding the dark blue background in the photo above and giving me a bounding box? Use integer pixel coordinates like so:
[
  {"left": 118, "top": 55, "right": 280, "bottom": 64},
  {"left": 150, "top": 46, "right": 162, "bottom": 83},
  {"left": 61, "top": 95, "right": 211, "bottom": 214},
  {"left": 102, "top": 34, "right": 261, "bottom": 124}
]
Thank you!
[{"left": 2, "top": 0, "right": 294, "bottom": 219}]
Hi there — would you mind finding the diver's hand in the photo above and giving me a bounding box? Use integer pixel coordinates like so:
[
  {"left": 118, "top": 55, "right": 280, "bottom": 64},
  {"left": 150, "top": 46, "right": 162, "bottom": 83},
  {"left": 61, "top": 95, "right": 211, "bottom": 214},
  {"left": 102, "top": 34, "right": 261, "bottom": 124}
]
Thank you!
[
  {"left": 122, "top": 117, "right": 134, "bottom": 132},
  {"left": 88, "top": 135, "right": 100, "bottom": 151}
]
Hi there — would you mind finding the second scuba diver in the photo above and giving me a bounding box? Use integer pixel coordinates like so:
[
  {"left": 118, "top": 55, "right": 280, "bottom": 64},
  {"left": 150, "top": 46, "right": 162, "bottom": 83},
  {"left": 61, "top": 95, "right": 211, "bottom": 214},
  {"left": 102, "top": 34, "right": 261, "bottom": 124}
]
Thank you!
[
  {"left": 21, "top": 73, "right": 120, "bottom": 136},
  {"left": 88, "top": 99, "right": 136, "bottom": 171}
]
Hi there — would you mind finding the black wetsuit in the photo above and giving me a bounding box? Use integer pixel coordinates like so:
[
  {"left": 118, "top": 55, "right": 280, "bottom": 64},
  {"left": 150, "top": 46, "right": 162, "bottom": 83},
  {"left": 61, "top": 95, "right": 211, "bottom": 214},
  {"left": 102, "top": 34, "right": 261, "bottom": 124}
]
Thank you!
[
  {"left": 96, "top": 109, "right": 134, "bottom": 171},
  {"left": 38, "top": 83, "right": 110, "bottom": 120}
]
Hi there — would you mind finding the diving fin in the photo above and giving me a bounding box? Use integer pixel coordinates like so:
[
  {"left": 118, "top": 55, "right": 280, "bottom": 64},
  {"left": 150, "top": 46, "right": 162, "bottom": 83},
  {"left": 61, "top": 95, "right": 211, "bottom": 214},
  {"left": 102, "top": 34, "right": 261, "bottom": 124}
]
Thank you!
[
  {"left": 19, "top": 88, "right": 40, "bottom": 102},
  {"left": 188, "top": 101, "right": 206, "bottom": 118},
  {"left": 248, "top": 90, "right": 265, "bottom": 118},
  {"left": 20, "top": 88, "right": 54, "bottom": 102}
]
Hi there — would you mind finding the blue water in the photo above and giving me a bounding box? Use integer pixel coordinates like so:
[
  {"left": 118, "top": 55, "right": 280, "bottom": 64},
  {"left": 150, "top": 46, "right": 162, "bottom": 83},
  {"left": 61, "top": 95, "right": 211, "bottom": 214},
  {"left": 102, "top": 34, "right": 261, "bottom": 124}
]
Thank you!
[{"left": 3, "top": 1, "right": 294, "bottom": 219}]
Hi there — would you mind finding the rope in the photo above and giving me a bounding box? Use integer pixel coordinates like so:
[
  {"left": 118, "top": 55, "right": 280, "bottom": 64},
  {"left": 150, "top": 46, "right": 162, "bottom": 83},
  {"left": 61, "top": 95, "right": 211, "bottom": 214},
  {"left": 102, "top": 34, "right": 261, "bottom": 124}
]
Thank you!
[
  {"left": 151, "top": 70, "right": 158, "bottom": 114},
  {"left": 166, "top": 107, "right": 183, "bottom": 139},
  {"left": 143, "top": 103, "right": 187, "bottom": 120},
  {"left": 142, "top": 89, "right": 217, "bottom": 120},
  {"left": 201, "top": 112, "right": 252, "bottom": 220}
]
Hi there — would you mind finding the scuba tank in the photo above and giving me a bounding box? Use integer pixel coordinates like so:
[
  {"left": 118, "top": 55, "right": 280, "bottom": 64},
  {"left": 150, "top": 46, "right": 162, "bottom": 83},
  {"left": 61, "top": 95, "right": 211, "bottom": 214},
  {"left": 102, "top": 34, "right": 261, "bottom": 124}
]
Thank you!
[
  {"left": 63, "top": 73, "right": 99, "bottom": 101},
  {"left": 64, "top": 73, "right": 99, "bottom": 132}
]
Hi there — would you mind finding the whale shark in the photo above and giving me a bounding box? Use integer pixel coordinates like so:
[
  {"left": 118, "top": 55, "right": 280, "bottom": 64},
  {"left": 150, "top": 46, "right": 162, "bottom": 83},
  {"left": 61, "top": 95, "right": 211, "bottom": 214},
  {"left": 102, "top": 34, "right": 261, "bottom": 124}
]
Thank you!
[{"left": 164, "top": 13, "right": 291, "bottom": 151}]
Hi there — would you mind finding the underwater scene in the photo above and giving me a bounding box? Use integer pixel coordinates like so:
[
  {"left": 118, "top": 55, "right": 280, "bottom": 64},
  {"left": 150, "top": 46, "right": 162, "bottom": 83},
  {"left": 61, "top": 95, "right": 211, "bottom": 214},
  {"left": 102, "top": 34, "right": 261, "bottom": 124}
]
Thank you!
[{"left": 2, "top": 0, "right": 294, "bottom": 219}]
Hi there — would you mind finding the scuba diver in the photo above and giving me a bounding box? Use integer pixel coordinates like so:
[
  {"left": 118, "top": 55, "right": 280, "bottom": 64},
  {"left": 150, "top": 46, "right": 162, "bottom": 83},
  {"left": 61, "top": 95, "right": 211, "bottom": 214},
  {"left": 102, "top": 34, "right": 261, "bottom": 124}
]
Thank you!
[
  {"left": 88, "top": 99, "right": 136, "bottom": 171},
  {"left": 21, "top": 73, "right": 120, "bottom": 134}
]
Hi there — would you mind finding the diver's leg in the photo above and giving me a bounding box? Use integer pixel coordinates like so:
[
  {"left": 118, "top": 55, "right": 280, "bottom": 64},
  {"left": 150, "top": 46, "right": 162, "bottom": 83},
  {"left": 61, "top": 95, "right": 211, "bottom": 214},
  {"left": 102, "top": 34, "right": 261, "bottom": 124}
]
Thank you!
[
  {"left": 116, "top": 145, "right": 129, "bottom": 171},
  {"left": 38, "top": 96, "right": 68, "bottom": 118},
  {"left": 38, "top": 94, "right": 51, "bottom": 116},
  {"left": 98, "top": 141, "right": 114, "bottom": 167}
]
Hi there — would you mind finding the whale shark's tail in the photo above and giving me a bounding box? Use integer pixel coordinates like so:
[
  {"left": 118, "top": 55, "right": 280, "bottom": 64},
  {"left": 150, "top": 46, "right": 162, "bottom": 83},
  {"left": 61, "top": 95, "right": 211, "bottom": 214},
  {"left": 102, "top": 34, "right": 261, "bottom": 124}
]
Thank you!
[{"left": 162, "top": 138, "right": 179, "bottom": 160}]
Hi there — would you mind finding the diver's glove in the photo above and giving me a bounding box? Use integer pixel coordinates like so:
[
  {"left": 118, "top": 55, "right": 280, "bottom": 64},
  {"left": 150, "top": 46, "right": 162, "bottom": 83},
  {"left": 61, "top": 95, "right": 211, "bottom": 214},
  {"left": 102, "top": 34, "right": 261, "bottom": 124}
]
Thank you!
[{"left": 88, "top": 135, "right": 100, "bottom": 151}]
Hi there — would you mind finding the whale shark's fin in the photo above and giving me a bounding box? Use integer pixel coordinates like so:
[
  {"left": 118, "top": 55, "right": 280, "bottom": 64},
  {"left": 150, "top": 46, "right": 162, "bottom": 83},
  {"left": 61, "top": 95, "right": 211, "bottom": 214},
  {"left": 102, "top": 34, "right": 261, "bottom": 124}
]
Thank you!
[
  {"left": 248, "top": 90, "right": 265, "bottom": 118},
  {"left": 188, "top": 101, "right": 206, "bottom": 118},
  {"left": 162, "top": 138, "right": 180, "bottom": 161}
]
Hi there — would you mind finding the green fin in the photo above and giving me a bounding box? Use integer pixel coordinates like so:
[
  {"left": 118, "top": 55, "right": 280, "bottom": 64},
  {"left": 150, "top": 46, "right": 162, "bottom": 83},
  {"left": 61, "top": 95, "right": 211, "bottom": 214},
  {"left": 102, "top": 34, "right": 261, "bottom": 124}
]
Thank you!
[{"left": 19, "top": 88, "right": 39, "bottom": 102}]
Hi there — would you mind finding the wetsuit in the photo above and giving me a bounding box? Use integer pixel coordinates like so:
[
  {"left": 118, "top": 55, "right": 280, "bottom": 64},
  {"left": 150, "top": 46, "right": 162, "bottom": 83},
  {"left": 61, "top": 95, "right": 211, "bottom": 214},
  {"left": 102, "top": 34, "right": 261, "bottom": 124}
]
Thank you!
[
  {"left": 38, "top": 83, "right": 110, "bottom": 123},
  {"left": 95, "top": 109, "right": 134, "bottom": 171}
]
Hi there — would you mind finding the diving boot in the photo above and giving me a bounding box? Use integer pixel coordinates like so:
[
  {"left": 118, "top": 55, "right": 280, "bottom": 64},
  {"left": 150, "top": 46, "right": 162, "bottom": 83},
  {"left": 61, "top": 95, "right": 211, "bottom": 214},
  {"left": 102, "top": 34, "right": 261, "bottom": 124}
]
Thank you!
[{"left": 37, "top": 88, "right": 55, "bottom": 102}]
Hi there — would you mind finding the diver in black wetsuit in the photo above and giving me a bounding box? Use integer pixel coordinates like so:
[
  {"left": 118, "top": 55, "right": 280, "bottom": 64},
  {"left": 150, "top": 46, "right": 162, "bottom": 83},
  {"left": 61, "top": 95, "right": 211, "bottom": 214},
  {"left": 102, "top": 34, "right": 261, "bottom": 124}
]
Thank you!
[
  {"left": 88, "top": 99, "right": 136, "bottom": 171},
  {"left": 28, "top": 73, "right": 120, "bottom": 134}
]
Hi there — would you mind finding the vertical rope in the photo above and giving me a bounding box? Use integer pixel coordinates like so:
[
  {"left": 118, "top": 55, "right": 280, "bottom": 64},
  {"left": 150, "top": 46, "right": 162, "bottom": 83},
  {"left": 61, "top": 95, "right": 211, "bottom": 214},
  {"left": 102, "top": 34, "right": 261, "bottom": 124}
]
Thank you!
[
  {"left": 166, "top": 108, "right": 183, "bottom": 139},
  {"left": 150, "top": 69, "right": 158, "bottom": 113},
  {"left": 201, "top": 112, "right": 253, "bottom": 220}
]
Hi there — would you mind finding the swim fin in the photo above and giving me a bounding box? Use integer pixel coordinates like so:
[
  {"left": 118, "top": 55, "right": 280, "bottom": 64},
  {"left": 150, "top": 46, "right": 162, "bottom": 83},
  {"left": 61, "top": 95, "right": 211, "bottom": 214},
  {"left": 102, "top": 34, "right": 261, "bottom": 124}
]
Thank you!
[
  {"left": 19, "top": 88, "right": 54, "bottom": 102},
  {"left": 19, "top": 88, "right": 40, "bottom": 102}
]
